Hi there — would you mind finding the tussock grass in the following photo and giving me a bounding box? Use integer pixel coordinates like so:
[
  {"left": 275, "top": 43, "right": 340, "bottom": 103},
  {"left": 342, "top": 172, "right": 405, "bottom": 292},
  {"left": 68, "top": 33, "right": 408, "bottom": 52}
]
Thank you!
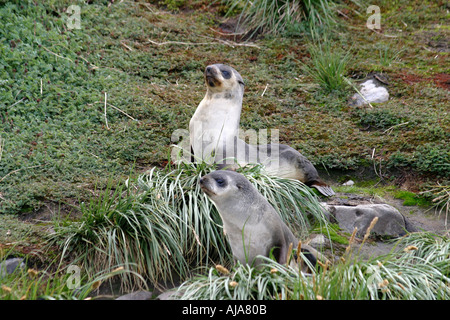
[
  {"left": 302, "top": 40, "right": 350, "bottom": 92},
  {"left": 0, "top": 260, "right": 139, "bottom": 300},
  {"left": 177, "top": 232, "right": 450, "bottom": 300},
  {"left": 50, "top": 176, "right": 189, "bottom": 290},
  {"left": 224, "top": 0, "right": 334, "bottom": 36},
  {"left": 421, "top": 183, "right": 450, "bottom": 228},
  {"left": 49, "top": 162, "right": 329, "bottom": 290}
]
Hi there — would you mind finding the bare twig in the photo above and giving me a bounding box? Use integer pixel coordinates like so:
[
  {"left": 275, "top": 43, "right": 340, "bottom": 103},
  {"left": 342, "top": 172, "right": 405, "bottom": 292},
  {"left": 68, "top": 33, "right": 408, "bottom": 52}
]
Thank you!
[
  {"left": 0, "top": 164, "right": 45, "bottom": 183},
  {"left": 120, "top": 41, "right": 133, "bottom": 51},
  {"left": 75, "top": 54, "right": 99, "bottom": 70},
  {"left": 208, "top": 27, "right": 246, "bottom": 36},
  {"left": 422, "top": 46, "right": 435, "bottom": 53},
  {"left": 337, "top": 9, "right": 350, "bottom": 19},
  {"left": 91, "top": 101, "right": 139, "bottom": 122},
  {"left": 370, "top": 28, "right": 398, "bottom": 38},
  {"left": 199, "top": 35, "right": 261, "bottom": 49},
  {"left": 41, "top": 45, "right": 73, "bottom": 62},
  {"left": 104, "top": 92, "right": 110, "bottom": 130},
  {"left": 8, "top": 98, "right": 25, "bottom": 109},
  {"left": 0, "top": 136, "right": 3, "bottom": 163},
  {"left": 87, "top": 151, "right": 100, "bottom": 159},
  {"left": 147, "top": 39, "right": 213, "bottom": 46},
  {"left": 383, "top": 121, "right": 409, "bottom": 135},
  {"left": 261, "top": 84, "right": 269, "bottom": 97},
  {"left": 107, "top": 103, "right": 139, "bottom": 122},
  {"left": 147, "top": 37, "right": 261, "bottom": 49}
]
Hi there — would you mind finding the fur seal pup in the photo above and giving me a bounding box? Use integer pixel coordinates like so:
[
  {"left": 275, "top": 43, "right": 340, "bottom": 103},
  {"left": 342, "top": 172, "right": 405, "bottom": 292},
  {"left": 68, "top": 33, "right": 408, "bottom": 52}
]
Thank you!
[
  {"left": 199, "top": 170, "right": 323, "bottom": 269},
  {"left": 189, "top": 64, "right": 244, "bottom": 164},
  {"left": 190, "top": 64, "right": 334, "bottom": 197}
]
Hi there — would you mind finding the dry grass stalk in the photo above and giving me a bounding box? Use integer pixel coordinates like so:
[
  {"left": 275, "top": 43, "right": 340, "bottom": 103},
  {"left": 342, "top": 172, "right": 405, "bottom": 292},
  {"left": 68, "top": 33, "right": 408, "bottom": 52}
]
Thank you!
[
  {"left": 286, "top": 242, "right": 293, "bottom": 266},
  {"left": 403, "top": 245, "right": 418, "bottom": 253},
  {"left": 317, "top": 260, "right": 329, "bottom": 274},
  {"left": 345, "top": 227, "right": 358, "bottom": 256},
  {"left": 363, "top": 217, "right": 378, "bottom": 243},
  {"left": 215, "top": 265, "right": 230, "bottom": 276},
  {"left": 296, "top": 241, "right": 302, "bottom": 265}
]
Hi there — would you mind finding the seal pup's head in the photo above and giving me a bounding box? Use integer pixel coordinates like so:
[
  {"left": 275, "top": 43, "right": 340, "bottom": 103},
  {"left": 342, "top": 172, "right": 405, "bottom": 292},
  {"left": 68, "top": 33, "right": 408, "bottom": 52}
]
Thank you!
[
  {"left": 204, "top": 64, "right": 245, "bottom": 99},
  {"left": 199, "top": 170, "right": 253, "bottom": 207}
]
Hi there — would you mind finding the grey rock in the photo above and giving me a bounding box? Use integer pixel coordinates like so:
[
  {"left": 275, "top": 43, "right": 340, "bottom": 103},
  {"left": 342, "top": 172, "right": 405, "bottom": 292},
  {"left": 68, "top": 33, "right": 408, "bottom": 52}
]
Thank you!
[
  {"left": 342, "top": 180, "right": 355, "bottom": 186},
  {"left": 115, "top": 290, "right": 154, "bottom": 300},
  {"left": 0, "top": 258, "right": 26, "bottom": 279},
  {"left": 350, "top": 79, "right": 389, "bottom": 106},
  {"left": 322, "top": 203, "right": 410, "bottom": 238}
]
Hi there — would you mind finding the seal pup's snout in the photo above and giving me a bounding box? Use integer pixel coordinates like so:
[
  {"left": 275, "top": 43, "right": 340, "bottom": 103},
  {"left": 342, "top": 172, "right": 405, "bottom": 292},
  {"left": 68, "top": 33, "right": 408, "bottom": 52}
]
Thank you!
[
  {"left": 205, "top": 65, "right": 217, "bottom": 78},
  {"left": 205, "top": 65, "right": 219, "bottom": 87},
  {"left": 205, "top": 66, "right": 213, "bottom": 75},
  {"left": 199, "top": 175, "right": 216, "bottom": 196},
  {"left": 199, "top": 176, "right": 209, "bottom": 190}
]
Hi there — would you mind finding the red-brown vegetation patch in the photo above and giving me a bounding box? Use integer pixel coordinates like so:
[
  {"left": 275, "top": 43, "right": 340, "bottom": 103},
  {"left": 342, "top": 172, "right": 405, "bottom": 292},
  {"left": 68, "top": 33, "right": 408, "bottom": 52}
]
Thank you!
[{"left": 394, "top": 72, "right": 449, "bottom": 90}]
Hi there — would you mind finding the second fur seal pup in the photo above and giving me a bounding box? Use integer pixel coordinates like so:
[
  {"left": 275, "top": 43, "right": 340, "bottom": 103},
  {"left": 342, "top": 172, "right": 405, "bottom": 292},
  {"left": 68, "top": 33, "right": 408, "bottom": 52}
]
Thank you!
[{"left": 200, "top": 170, "right": 324, "bottom": 269}]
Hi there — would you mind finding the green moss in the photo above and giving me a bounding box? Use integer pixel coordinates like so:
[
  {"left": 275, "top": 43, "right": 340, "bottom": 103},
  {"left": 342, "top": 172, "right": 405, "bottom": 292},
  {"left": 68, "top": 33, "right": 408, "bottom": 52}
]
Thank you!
[
  {"left": 333, "top": 182, "right": 398, "bottom": 199},
  {"left": 313, "top": 223, "right": 349, "bottom": 245},
  {"left": 393, "top": 191, "right": 432, "bottom": 207}
]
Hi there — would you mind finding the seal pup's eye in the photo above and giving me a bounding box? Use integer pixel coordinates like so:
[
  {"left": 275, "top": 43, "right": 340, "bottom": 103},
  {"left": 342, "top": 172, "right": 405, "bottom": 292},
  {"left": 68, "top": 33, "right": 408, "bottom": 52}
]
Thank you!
[
  {"left": 221, "top": 70, "right": 231, "bottom": 79},
  {"left": 215, "top": 177, "right": 225, "bottom": 186}
]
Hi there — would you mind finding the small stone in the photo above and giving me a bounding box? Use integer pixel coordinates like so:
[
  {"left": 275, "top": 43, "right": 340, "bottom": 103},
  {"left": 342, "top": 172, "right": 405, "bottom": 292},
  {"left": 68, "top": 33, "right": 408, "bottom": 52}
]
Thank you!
[
  {"left": 308, "top": 234, "right": 330, "bottom": 250},
  {"left": 0, "top": 258, "right": 26, "bottom": 279},
  {"left": 342, "top": 180, "right": 354, "bottom": 186}
]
